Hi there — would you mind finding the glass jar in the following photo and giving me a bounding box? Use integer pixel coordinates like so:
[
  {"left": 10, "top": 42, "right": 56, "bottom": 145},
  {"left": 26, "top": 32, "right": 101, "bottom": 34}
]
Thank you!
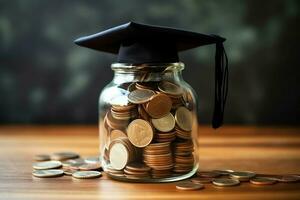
[{"left": 98, "top": 62, "right": 198, "bottom": 182}]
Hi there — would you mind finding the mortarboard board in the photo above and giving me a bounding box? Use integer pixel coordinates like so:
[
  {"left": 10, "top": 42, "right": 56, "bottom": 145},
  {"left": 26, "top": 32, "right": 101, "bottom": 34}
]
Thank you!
[{"left": 74, "top": 22, "right": 228, "bottom": 128}]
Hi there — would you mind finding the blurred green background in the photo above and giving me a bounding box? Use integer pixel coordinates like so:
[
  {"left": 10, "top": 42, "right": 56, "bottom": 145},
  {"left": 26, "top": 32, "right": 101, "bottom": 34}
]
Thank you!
[{"left": 0, "top": 0, "right": 299, "bottom": 125}]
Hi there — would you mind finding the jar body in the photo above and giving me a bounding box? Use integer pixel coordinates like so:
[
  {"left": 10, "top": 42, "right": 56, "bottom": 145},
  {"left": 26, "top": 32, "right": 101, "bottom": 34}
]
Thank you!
[{"left": 98, "top": 63, "right": 198, "bottom": 182}]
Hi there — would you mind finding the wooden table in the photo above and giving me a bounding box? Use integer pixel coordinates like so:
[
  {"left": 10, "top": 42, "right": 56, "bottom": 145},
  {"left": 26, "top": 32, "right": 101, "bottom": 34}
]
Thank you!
[{"left": 0, "top": 126, "right": 299, "bottom": 200}]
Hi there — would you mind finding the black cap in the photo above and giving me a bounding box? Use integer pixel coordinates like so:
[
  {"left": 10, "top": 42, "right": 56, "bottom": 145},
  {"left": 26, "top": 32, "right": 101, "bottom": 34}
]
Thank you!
[{"left": 74, "top": 22, "right": 228, "bottom": 128}]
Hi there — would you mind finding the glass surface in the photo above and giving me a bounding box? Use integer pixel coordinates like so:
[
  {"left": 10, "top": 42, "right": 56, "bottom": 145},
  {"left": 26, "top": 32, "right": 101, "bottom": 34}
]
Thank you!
[{"left": 98, "top": 62, "right": 199, "bottom": 182}]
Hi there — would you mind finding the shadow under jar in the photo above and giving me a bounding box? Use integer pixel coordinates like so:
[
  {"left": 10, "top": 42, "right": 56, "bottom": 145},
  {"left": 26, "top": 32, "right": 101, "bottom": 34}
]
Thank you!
[{"left": 98, "top": 62, "right": 199, "bottom": 183}]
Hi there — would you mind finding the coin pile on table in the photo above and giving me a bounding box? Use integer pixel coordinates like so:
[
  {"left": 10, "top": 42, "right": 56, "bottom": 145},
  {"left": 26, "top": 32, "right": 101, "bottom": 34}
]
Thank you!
[
  {"left": 32, "top": 151, "right": 102, "bottom": 179},
  {"left": 102, "top": 80, "right": 195, "bottom": 179},
  {"left": 175, "top": 170, "right": 300, "bottom": 191}
]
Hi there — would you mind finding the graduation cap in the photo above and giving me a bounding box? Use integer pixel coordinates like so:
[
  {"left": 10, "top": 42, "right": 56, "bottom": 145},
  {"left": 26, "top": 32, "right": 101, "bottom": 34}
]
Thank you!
[{"left": 74, "top": 22, "right": 228, "bottom": 128}]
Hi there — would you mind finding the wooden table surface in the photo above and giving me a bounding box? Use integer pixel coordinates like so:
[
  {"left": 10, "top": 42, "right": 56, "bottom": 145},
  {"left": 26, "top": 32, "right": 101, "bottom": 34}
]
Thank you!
[{"left": 0, "top": 125, "right": 299, "bottom": 200}]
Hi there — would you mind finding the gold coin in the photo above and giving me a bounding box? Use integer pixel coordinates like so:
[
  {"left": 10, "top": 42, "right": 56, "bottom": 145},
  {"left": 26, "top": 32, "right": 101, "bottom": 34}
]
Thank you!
[
  {"left": 127, "top": 119, "right": 153, "bottom": 148},
  {"left": 72, "top": 171, "right": 102, "bottom": 179},
  {"left": 151, "top": 113, "right": 175, "bottom": 132},
  {"left": 175, "top": 107, "right": 193, "bottom": 131},
  {"left": 250, "top": 177, "right": 277, "bottom": 185},
  {"left": 230, "top": 171, "right": 256, "bottom": 181},
  {"left": 158, "top": 81, "right": 183, "bottom": 96},
  {"left": 128, "top": 89, "right": 155, "bottom": 104},
  {"left": 145, "top": 93, "right": 172, "bottom": 118},
  {"left": 51, "top": 151, "right": 80, "bottom": 161},
  {"left": 109, "top": 143, "right": 129, "bottom": 170},
  {"left": 32, "top": 169, "right": 64, "bottom": 178},
  {"left": 212, "top": 178, "right": 240, "bottom": 187},
  {"left": 176, "top": 182, "right": 204, "bottom": 190},
  {"left": 32, "top": 161, "right": 62, "bottom": 170}
]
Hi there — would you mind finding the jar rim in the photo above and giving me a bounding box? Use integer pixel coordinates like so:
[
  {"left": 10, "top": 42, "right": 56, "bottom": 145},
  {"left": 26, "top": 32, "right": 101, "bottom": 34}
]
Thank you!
[{"left": 111, "top": 62, "right": 185, "bottom": 72}]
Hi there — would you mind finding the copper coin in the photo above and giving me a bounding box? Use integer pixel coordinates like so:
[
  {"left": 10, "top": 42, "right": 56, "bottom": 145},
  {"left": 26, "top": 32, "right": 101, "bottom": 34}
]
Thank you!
[
  {"left": 145, "top": 93, "right": 172, "bottom": 118},
  {"left": 197, "top": 171, "right": 221, "bottom": 178},
  {"left": 127, "top": 119, "right": 153, "bottom": 148},
  {"left": 250, "top": 177, "right": 277, "bottom": 185},
  {"left": 125, "top": 163, "right": 151, "bottom": 172},
  {"left": 128, "top": 89, "right": 155, "bottom": 104},
  {"left": 176, "top": 182, "right": 204, "bottom": 190}
]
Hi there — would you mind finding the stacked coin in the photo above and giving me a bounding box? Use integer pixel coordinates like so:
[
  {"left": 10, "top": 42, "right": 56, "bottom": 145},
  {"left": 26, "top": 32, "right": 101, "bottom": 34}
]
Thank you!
[
  {"left": 102, "top": 80, "right": 196, "bottom": 179},
  {"left": 124, "top": 163, "right": 151, "bottom": 179},
  {"left": 173, "top": 141, "right": 194, "bottom": 173},
  {"left": 143, "top": 142, "right": 174, "bottom": 178}
]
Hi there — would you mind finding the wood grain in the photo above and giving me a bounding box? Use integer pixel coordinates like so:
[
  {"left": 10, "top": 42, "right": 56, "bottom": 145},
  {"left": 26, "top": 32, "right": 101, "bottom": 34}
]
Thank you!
[{"left": 0, "top": 125, "right": 299, "bottom": 200}]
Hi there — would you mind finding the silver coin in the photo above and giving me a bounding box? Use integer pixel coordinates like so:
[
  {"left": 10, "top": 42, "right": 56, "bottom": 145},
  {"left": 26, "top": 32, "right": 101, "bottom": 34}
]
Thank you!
[
  {"left": 32, "top": 161, "right": 62, "bottom": 170},
  {"left": 212, "top": 178, "right": 240, "bottom": 187},
  {"left": 72, "top": 171, "right": 102, "bottom": 179},
  {"left": 32, "top": 169, "right": 64, "bottom": 178}
]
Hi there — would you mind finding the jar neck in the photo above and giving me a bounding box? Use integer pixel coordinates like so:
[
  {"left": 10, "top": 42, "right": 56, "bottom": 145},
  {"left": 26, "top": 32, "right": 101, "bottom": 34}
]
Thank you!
[{"left": 111, "top": 62, "right": 185, "bottom": 84}]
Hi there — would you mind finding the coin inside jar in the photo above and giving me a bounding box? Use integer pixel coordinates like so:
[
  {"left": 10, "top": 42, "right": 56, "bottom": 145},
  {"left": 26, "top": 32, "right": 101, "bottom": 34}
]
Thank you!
[
  {"left": 128, "top": 89, "right": 155, "bottom": 104},
  {"left": 175, "top": 106, "right": 193, "bottom": 131},
  {"left": 109, "top": 142, "right": 129, "bottom": 170},
  {"left": 145, "top": 93, "right": 172, "bottom": 118},
  {"left": 158, "top": 81, "right": 183, "bottom": 97},
  {"left": 151, "top": 113, "right": 175, "bottom": 132},
  {"left": 127, "top": 119, "right": 153, "bottom": 148}
]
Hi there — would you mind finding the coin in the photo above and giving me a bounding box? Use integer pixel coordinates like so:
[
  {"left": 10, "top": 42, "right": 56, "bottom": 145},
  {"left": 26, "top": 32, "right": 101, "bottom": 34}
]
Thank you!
[
  {"left": 197, "top": 171, "right": 221, "bottom": 178},
  {"left": 63, "top": 168, "right": 78, "bottom": 176},
  {"left": 151, "top": 113, "right": 175, "bottom": 132},
  {"left": 72, "top": 171, "right": 102, "bottom": 179},
  {"left": 191, "top": 177, "right": 213, "bottom": 184},
  {"left": 145, "top": 93, "right": 172, "bottom": 118},
  {"left": 275, "top": 175, "right": 300, "bottom": 183},
  {"left": 212, "top": 169, "right": 234, "bottom": 175},
  {"left": 51, "top": 151, "right": 80, "bottom": 161},
  {"left": 109, "top": 142, "right": 129, "bottom": 170},
  {"left": 85, "top": 156, "right": 101, "bottom": 164},
  {"left": 230, "top": 171, "right": 256, "bottom": 181},
  {"left": 34, "top": 154, "right": 50, "bottom": 161},
  {"left": 32, "top": 161, "right": 62, "bottom": 170},
  {"left": 125, "top": 163, "right": 151, "bottom": 172},
  {"left": 61, "top": 158, "right": 85, "bottom": 167},
  {"left": 212, "top": 178, "right": 240, "bottom": 187},
  {"left": 250, "top": 177, "right": 277, "bottom": 185},
  {"left": 110, "top": 129, "right": 127, "bottom": 142},
  {"left": 127, "top": 119, "right": 153, "bottom": 148},
  {"left": 79, "top": 163, "right": 102, "bottom": 171},
  {"left": 176, "top": 182, "right": 204, "bottom": 190},
  {"left": 128, "top": 89, "right": 155, "bottom": 104},
  {"left": 175, "top": 107, "right": 193, "bottom": 131},
  {"left": 32, "top": 169, "right": 64, "bottom": 178},
  {"left": 158, "top": 81, "right": 183, "bottom": 97}
]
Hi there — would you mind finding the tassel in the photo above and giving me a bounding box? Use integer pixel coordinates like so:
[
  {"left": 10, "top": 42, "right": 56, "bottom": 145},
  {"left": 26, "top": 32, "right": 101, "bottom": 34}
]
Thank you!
[{"left": 212, "top": 41, "right": 228, "bottom": 129}]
